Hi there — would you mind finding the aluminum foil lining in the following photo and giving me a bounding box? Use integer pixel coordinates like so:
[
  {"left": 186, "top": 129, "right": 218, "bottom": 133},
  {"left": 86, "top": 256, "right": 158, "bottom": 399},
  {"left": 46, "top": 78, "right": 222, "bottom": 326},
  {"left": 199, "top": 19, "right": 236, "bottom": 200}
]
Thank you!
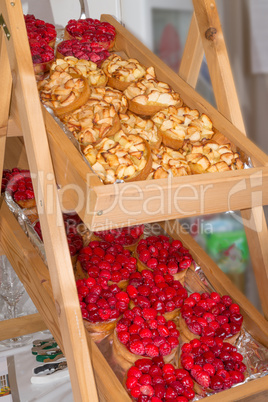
[{"left": 4, "top": 191, "right": 47, "bottom": 264}]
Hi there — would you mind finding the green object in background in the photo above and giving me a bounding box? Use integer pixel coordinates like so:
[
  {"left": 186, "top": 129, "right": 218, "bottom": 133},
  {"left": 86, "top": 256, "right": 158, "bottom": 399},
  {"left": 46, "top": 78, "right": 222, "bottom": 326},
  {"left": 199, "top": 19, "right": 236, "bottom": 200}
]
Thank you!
[{"left": 206, "top": 230, "right": 249, "bottom": 274}]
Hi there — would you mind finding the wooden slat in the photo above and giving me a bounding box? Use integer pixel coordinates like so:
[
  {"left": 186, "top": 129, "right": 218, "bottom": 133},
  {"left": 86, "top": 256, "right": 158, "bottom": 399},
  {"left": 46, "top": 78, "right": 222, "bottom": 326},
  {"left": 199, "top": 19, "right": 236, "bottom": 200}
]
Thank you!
[
  {"left": 0, "top": 313, "right": 47, "bottom": 341},
  {"left": 191, "top": 0, "right": 268, "bottom": 317},
  {"left": 1, "top": 1, "right": 98, "bottom": 400},
  {"left": 179, "top": 12, "right": 204, "bottom": 85}
]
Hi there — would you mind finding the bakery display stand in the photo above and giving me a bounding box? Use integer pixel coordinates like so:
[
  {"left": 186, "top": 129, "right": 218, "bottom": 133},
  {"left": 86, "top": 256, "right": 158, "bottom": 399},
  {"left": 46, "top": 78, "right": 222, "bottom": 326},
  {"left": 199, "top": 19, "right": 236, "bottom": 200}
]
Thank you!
[{"left": 0, "top": 0, "right": 268, "bottom": 401}]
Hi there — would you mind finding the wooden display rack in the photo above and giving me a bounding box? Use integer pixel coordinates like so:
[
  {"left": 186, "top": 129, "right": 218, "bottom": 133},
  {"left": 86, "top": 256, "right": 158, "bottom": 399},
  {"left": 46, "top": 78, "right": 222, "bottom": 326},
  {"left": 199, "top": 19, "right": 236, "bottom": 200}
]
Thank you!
[{"left": 1, "top": 0, "right": 268, "bottom": 400}]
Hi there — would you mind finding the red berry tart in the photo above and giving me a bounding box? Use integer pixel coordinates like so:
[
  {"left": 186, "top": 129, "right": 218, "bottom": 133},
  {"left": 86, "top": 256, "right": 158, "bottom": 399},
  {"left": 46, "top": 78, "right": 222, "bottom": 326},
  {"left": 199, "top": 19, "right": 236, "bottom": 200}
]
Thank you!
[
  {"left": 77, "top": 278, "right": 130, "bottom": 333},
  {"left": 5, "top": 168, "right": 36, "bottom": 209},
  {"left": 64, "top": 18, "right": 116, "bottom": 50},
  {"left": 180, "top": 337, "right": 246, "bottom": 395},
  {"left": 92, "top": 224, "right": 144, "bottom": 251},
  {"left": 76, "top": 240, "right": 137, "bottom": 288},
  {"left": 56, "top": 39, "right": 110, "bottom": 67},
  {"left": 29, "top": 39, "right": 55, "bottom": 81},
  {"left": 126, "top": 270, "right": 188, "bottom": 321},
  {"left": 24, "top": 14, "right": 57, "bottom": 48},
  {"left": 125, "top": 356, "right": 195, "bottom": 401},
  {"left": 134, "top": 235, "right": 193, "bottom": 283},
  {"left": 114, "top": 308, "right": 180, "bottom": 364},
  {"left": 179, "top": 292, "right": 243, "bottom": 343}
]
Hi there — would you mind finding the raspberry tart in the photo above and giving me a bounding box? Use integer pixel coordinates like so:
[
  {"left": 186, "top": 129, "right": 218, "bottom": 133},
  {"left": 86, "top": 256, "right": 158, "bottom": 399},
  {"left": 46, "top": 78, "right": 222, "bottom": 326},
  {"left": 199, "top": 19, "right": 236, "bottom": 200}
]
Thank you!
[
  {"left": 151, "top": 106, "right": 214, "bottom": 150},
  {"left": 77, "top": 277, "right": 130, "bottom": 333},
  {"left": 120, "top": 111, "right": 162, "bottom": 149},
  {"left": 125, "top": 356, "right": 195, "bottom": 401},
  {"left": 50, "top": 57, "right": 108, "bottom": 87},
  {"left": 126, "top": 269, "right": 188, "bottom": 321},
  {"left": 102, "top": 54, "right": 147, "bottom": 91},
  {"left": 147, "top": 145, "right": 191, "bottom": 180},
  {"left": 135, "top": 235, "right": 193, "bottom": 283},
  {"left": 38, "top": 71, "right": 91, "bottom": 116},
  {"left": 123, "top": 67, "right": 182, "bottom": 116},
  {"left": 5, "top": 168, "right": 36, "bottom": 209},
  {"left": 114, "top": 308, "right": 180, "bottom": 364},
  {"left": 92, "top": 225, "right": 144, "bottom": 251},
  {"left": 64, "top": 18, "right": 116, "bottom": 50},
  {"left": 179, "top": 292, "right": 243, "bottom": 343},
  {"left": 61, "top": 99, "right": 120, "bottom": 145},
  {"left": 29, "top": 39, "right": 55, "bottom": 81},
  {"left": 56, "top": 39, "right": 110, "bottom": 67},
  {"left": 83, "top": 130, "right": 152, "bottom": 184},
  {"left": 76, "top": 240, "right": 137, "bottom": 288},
  {"left": 24, "top": 14, "right": 57, "bottom": 48},
  {"left": 180, "top": 337, "right": 246, "bottom": 395}
]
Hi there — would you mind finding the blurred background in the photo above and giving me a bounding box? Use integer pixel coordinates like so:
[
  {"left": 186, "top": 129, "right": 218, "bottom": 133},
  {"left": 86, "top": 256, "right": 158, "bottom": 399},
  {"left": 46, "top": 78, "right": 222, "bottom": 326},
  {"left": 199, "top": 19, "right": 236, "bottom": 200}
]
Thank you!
[{"left": 21, "top": 0, "right": 268, "bottom": 312}]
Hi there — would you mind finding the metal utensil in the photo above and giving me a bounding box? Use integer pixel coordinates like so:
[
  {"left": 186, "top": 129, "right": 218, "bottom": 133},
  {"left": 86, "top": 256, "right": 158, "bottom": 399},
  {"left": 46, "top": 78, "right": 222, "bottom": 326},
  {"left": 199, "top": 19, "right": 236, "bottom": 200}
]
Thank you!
[{"left": 79, "top": 0, "right": 87, "bottom": 19}]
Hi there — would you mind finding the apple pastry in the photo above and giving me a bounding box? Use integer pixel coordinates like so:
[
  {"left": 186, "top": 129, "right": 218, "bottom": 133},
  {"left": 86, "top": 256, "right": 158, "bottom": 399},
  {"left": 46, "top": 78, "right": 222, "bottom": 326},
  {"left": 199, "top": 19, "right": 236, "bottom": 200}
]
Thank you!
[
  {"left": 120, "top": 111, "right": 162, "bottom": 149},
  {"left": 182, "top": 139, "right": 244, "bottom": 174},
  {"left": 102, "top": 54, "right": 147, "bottom": 91},
  {"left": 50, "top": 56, "right": 108, "bottom": 87},
  {"left": 61, "top": 99, "right": 120, "bottom": 145},
  {"left": 89, "top": 86, "right": 128, "bottom": 113},
  {"left": 147, "top": 145, "right": 191, "bottom": 180},
  {"left": 83, "top": 130, "right": 152, "bottom": 184},
  {"left": 123, "top": 67, "right": 182, "bottom": 116},
  {"left": 152, "top": 106, "right": 214, "bottom": 149},
  {"left": 38, "top": 71, "right": 90, "bottom": 116}
]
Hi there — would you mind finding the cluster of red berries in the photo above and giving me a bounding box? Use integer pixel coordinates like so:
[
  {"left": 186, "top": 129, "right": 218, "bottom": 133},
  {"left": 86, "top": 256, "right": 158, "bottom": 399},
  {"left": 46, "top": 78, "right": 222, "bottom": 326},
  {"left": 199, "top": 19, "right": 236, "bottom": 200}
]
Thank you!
[
  {"left": 3, "top": 168, "right": 34, "bottom": 204},
  {"left": 94, "top": 225, "right": 144, "bottom": 246},
  {"left": 29, "top": 39, "right": 55, "bottom": 65},
  {"left": 181, "top": 292, "right": 243, "bottom": 339},
  {"left": 77, "top": 240, "right": 137, "bottom": 284},
  {"left": 116, "top": 308, "right": 180, "bottom": 358},
  {"left": 180, "top": 337, "right": 246, "bottom": 392},
  {"left": 126, "top": 357, "right": 195, "bottom": 401},
  {"left": 24, "top": 14, "right": 56, "bottom": 76},
  {"left": 126, "top": 269, "right": 188, "bottom": 315},
  {"left": 57, "top": 38, "right": 109, "bottom": 66},
  {"left": 77, "top": 277, "right": 130, "bottom": 322},
  {"left": 24, "top": 14, "right": 57, "bottom": 46},
  {"left": 65, "top": 18, "right": 116, "bottom": 49},
  {"left": 136, "top": 236, "right": 193, "bottom": 275}
]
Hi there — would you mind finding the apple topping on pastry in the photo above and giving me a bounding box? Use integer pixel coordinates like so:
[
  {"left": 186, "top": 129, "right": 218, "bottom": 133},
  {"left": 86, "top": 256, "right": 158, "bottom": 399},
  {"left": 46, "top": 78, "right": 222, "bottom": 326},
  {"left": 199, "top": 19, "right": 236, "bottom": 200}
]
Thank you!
[
  {"left": 120, "top": 111, "right": 162, "bottom": 149},
  {"left": 102, "top": 54, "right": 147, "bottom": 90},
  {"left": 152, "top": 106, "right": 214, "bottom": 149},
  {"left": 147, "top": 145, "right": 191, "bottom": 180},
  {"left": 83, "top": 130, "right": 152, "bottom": 184},
  {"left": 38, "top": 71, "right": 90, "bottom": 116},
  {"left": 89, "top": 86, "right": 128, "bottom": 113},
  {"left": 61, "top": 99, "right": 120, "bottom": 144},
  {"left": 124, "top": 68, "right": 183, "bottom": 116},
  {"left": 50, "top": 57, "right": 108, "bottom": 87},
  {"left": 182, "top": 139, "right": 244, "bottom": 174}
]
